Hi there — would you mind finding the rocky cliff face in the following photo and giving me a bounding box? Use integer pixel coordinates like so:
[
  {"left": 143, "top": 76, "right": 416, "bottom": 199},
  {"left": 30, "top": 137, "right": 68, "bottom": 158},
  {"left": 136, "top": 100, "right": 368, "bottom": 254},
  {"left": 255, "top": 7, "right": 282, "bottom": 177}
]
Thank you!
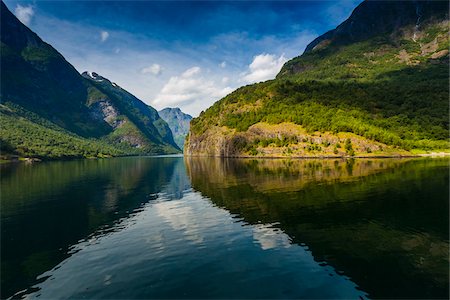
[
  {"left": 185, "top": 122, "right": 410, "bottom": 158},
  {"left": 158, "top": 107, "right": 192, "bottom": 149}
]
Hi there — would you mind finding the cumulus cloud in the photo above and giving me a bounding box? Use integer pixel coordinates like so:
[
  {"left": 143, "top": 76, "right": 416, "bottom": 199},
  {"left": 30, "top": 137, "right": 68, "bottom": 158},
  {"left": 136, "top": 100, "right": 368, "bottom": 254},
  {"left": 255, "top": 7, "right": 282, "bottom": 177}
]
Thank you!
[
  {"left": 15, "top": 5, "right": 34, "bottom": 26},
  {"left": 141, "top": 64, "right": 163, "bottom": 76},
  {"left": 219, "top": 61, "right": 227, "bottom": 68},
  {"left": 241, "top": 53, "right": 287, "bottom": 84},
  {"left": 153, "top": 66, "right": 233, "bottom": 110},
  {"left": 100, "top": 31, "right": 109, "bottom": 42}
]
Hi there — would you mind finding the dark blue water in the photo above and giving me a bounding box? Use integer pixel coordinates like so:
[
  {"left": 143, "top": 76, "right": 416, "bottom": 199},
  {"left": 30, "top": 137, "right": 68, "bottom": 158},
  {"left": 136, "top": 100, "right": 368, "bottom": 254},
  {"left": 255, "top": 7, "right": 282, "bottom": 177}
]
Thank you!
[{"left": 1, "top": 157, "right": 448, "bottom": 299}]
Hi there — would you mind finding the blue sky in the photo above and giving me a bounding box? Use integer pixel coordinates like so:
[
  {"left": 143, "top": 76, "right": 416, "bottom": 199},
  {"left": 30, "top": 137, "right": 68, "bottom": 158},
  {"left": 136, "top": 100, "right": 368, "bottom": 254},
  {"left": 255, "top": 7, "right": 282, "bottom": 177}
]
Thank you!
[{"left": 5, "top": 0, "right": 361, "bottom": 116}]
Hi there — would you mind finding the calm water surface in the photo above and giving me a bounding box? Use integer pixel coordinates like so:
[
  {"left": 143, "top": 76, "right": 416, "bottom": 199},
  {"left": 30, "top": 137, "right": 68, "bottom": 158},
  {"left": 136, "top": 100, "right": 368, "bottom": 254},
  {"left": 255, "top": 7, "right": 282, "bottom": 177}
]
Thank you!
[{"left": 1, "top": 157, "right": 448, "bottom": 299}]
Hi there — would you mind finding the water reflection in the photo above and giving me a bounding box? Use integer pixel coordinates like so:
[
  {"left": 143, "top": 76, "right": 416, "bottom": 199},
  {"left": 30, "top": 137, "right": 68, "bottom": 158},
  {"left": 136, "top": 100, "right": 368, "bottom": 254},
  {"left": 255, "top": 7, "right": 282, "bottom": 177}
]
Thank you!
[
  {"left": 1, "top": 157, "right": 448, "bottom": 299},
  {"left": 252, "top": 223, "right": 292, "bottom": 250},
  {"left": 13, "top": 192, "right": 366, "bottom": 299},
  {"left": 186, "top": 157, "right": 449, "bottom": 299},
  {"left": 1, "top": 157, "right": 184, "bottom": 298}
]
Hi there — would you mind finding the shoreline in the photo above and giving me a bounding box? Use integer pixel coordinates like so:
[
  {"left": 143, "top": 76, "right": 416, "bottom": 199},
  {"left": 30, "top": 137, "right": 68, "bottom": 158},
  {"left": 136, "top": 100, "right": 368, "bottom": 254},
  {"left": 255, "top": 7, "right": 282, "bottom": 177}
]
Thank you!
[
  {"left": 0, "top": 153, "right": 183, "bottom": 164},
  {"left": 184, "top": 152, "right": 450, "bottom": 159},
  {"left": 2, "top": 152, "right": 449, "bottom": 164}
]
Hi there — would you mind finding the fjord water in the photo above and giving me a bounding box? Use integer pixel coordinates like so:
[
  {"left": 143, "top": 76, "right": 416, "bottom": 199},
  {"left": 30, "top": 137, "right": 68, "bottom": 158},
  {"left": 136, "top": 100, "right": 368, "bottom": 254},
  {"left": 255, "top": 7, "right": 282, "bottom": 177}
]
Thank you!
[{"left": 1, "top": 157, "right": 448, "bottom": 299}]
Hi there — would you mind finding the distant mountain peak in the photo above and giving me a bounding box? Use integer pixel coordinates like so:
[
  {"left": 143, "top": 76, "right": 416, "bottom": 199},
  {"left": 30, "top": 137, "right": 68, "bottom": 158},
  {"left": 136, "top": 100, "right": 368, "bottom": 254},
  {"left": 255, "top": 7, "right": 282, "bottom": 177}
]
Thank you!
[
  {"left": 160, "top": 107, "right": 192, "bottom": 118},
  {"left": 158, "top": 107, "right": 192, "bottom": 149}
]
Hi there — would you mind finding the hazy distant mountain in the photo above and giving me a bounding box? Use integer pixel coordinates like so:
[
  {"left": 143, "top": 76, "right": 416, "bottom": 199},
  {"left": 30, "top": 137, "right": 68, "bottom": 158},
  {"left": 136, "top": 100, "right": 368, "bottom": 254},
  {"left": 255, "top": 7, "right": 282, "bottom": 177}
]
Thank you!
[
  {"left": 158, "top": 108, "right": 192, "bottom": 149},
  {"left": 0, "top": 1, "right": 180, "bottom": 159},
  {"left": 186, "top": 0, "right": 449, "bottom": 157}
]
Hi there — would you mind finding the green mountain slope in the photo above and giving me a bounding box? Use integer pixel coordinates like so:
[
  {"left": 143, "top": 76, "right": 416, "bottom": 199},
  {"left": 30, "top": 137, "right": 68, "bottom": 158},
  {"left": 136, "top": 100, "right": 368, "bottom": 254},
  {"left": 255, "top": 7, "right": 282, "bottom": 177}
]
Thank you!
[
  {"left": 0, "top": 2, "right": 108, "bottom": 138},
  {"left": 0, "top": 104, "right": 125, "bottom": 159},
  {"left": 0, "top": 1, "right": 180, "bottom": 159},
  {"left": 158, "top": 107, "right": 193, "bottom": 149},
  {"left": 186, "top": 0, "right": 449, "bottom": 157},
  {"left": 81, "top": 72, "right": 179, "bottom": 153}
]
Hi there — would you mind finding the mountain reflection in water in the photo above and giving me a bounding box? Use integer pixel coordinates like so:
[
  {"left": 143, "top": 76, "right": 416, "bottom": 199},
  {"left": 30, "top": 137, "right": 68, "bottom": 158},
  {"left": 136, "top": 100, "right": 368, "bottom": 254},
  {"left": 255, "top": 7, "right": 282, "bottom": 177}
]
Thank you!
[
  {"left": 186, "top": 157, "right": 449, "bottom": 299},
  {"left": 1, "top": 157, "right": 448, "bottom": 299}
]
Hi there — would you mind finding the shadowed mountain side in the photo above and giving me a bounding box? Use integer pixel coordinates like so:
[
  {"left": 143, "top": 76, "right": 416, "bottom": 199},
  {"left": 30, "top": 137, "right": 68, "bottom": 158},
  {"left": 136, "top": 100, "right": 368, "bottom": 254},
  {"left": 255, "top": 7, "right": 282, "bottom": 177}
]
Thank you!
[
  {"left": 302, "top": 0, "right": 448, "bottom": 53},
  {"left": 0, "top": 1, "right": 108, "bottom": 138}
]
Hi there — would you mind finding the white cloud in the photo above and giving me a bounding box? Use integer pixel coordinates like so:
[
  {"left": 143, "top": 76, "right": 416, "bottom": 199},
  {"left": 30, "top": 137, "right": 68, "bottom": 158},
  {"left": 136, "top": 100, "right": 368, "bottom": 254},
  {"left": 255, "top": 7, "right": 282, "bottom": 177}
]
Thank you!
[
  {"left": 153, "top": 66, "right": 233, "bottom": 114},
  {"left": 182, "top": 66, "right": 201, "bottom": 77},
  {"left": 100, "top": 31, "right": 109, "bottom": 42},
  {"left": 15, "top": 5, "right": 34, "bottom": 26},
  {"left": 219, "top": 61, "right": 227, "bottom": 68},
  {"left": 141, "top": 64, "right": 163, "bottom": 76},
  {"left": 241, "top": 53, "right": 287, "bottom": 84},
  {"left": 222, "top": 77, "right": 229, "bottom": 84},
  {"left": 27, "top": 10, "right": 318, "bottom": 117}
]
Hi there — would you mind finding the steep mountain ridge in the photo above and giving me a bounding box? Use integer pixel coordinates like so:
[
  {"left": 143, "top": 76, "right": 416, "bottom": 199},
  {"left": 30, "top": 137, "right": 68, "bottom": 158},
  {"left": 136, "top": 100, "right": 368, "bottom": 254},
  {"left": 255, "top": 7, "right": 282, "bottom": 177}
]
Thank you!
[
  {"left": 158, "top": 107, "right": 192, "bottom": 149},
  {"left": 186, "top": 0, "right": 449, "bottom": 157},
  {"left": 0, "top": 1, "right": 108, "bottom": 138},
  {"left": 302, "top": 0, "right": 447, "bottom": 53},
  {"left": 279, "top": 0, "right": 449, "bottom": 77},
  {"left": 0, "top": 1, "right": 180, "bottom": 159}
]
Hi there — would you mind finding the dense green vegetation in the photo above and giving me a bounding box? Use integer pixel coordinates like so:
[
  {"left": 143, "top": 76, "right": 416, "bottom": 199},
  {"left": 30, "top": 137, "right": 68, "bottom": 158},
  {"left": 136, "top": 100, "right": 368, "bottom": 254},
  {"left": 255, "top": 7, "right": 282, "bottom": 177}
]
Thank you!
[
  {"left": 0, "top": 104, "right": 127, "bottom": 159},
  {"left": 0, "top": 102, "right": 180, "bottom": 159},
  {"left": 190, "top": 19, "right": 449, "bottom": 152}
]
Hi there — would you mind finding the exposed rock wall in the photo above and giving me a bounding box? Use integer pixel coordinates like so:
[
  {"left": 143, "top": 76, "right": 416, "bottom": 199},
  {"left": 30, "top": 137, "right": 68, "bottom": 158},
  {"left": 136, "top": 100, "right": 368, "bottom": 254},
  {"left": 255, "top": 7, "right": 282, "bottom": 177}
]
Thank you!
[{"left": 185, "top": 122, "right": 409, "bottom": 158}]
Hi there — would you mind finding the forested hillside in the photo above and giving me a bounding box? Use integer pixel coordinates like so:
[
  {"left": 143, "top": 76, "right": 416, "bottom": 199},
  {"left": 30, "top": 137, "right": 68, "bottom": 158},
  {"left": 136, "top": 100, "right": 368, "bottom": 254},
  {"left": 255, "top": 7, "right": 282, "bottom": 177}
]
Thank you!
[{"left": 186, "top": 0, "right": 449, "bottom": 157}]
